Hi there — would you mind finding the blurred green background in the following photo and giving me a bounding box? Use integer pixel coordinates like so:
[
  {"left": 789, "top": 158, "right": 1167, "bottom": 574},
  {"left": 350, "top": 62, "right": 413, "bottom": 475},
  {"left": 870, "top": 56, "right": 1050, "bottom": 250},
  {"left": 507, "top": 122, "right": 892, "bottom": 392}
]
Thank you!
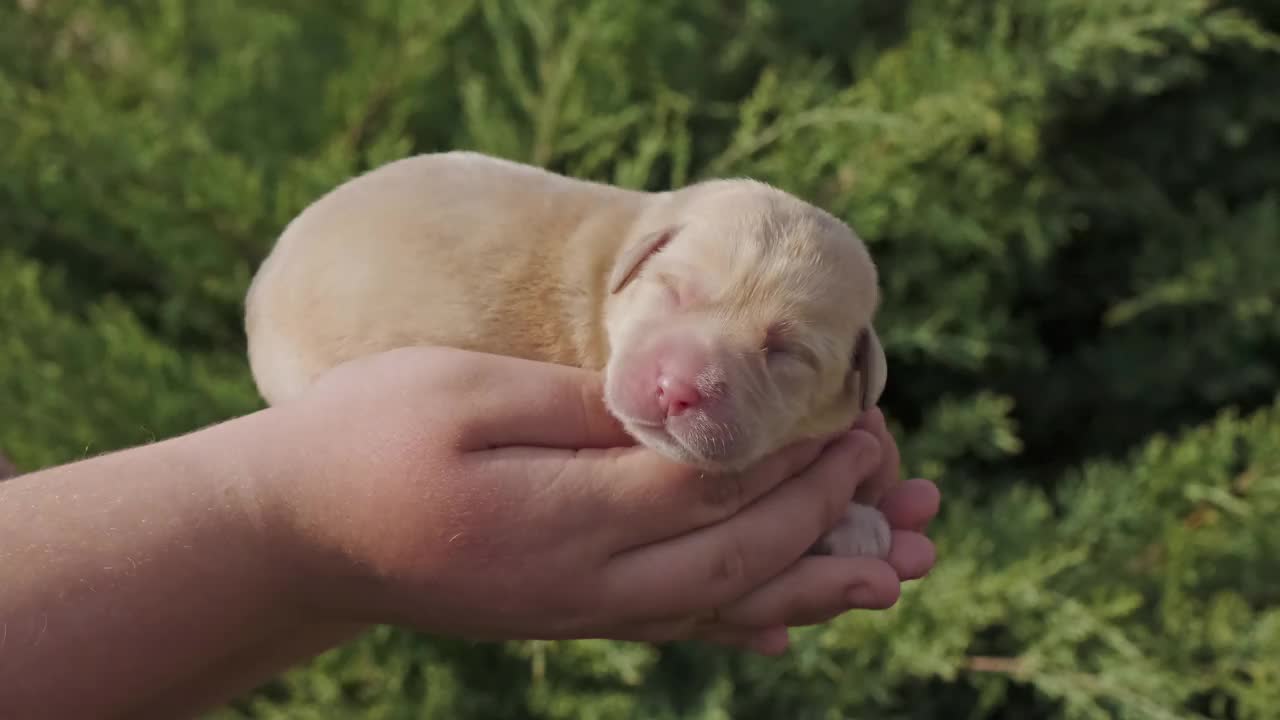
[{"left": 3, "top": 1, "right": 1280, "bottom": 717}]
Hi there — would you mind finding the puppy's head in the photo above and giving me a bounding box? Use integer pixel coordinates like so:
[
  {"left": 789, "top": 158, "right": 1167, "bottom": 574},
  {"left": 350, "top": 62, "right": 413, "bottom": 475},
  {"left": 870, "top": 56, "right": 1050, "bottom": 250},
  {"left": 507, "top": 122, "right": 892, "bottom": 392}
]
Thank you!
[{"left": 602, "top": 180, "right": 887, "bottom": 472}]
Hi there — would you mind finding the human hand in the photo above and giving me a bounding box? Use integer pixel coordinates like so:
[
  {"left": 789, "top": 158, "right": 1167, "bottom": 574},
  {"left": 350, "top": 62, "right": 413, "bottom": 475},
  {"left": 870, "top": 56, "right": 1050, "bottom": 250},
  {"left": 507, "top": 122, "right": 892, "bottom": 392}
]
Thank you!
[{"left": 253, "top": 346, "right": 937, "bottom": 654}]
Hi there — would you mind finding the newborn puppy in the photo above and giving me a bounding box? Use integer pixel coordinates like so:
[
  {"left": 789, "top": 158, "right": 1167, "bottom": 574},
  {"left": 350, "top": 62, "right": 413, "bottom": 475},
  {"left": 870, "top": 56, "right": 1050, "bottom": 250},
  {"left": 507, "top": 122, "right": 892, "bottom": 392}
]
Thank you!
[{"left": 245, "top": 151, "right": 891, "bottom": 558}]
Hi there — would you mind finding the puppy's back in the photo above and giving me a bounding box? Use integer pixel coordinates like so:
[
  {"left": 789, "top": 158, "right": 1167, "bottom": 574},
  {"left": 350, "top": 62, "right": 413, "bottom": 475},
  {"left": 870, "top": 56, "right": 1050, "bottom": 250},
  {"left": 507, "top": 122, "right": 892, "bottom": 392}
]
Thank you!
[{"left": 245, "top": 152, "right": 645, "bottom": 405}]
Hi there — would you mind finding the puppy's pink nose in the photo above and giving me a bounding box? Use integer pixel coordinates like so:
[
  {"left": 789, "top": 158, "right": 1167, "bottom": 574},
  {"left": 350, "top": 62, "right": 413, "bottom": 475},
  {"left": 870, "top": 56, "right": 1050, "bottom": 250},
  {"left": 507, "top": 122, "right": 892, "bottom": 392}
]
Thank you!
[{"left": 656, "top": 376, "right": 701, "bottom": 417}]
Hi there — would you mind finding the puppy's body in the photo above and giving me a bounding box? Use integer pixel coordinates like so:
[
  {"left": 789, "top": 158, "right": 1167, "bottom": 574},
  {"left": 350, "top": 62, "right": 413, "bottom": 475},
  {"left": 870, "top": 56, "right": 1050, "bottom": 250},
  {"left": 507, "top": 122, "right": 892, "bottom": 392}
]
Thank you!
[
  {"left": 246, "top": 151, "right": 892, "bottom": 558},
  {"left": 246, "top": 153, "right": 638, "bottom": 401}
]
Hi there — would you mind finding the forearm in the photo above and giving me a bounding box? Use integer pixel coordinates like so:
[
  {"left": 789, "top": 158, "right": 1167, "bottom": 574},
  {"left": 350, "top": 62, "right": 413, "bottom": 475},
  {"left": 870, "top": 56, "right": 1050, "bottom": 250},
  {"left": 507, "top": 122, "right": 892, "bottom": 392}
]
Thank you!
[
  {"left": 128, "top": 621, "right": 368, "bottom": 718},
  {"left": 0, "top": 409, "right": 320, "bottom": 718}
]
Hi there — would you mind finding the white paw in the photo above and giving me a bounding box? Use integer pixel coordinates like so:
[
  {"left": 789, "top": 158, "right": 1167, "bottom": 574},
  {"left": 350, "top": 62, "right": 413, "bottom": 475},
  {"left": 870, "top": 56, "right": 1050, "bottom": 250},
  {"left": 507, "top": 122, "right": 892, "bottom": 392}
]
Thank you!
[{"left": 814, "top": 502, "right": 892, "bottom": 559}]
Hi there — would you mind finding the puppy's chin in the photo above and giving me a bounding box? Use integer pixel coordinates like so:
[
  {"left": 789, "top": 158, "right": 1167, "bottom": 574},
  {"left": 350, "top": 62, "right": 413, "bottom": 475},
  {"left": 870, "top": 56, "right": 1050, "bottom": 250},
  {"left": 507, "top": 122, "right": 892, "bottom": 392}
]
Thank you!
[
  {"left": 618, "top": 417, "right": 760, "bottom": 473},
  {"left": 602, "top": 392, "right": 761, "bottom": 473},
  {"left": 621, "top": 421, "right": 720, "bottom": 468}
]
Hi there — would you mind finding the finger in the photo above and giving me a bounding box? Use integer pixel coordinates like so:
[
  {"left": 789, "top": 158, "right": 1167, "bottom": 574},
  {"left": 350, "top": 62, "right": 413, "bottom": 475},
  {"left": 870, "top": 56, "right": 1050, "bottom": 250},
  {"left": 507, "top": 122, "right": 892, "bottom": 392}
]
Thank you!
[
  {"left": 877, "top": 478, "right": 941, "bottom": 533},
  {"left": 886, "top": 530, "right": 936, "bottom": 581},
  {"left": 474, "top": 431, "right": 843, "bottom": 554},
  {"left": 851, "top": 407, "right": 901, "bottom": 506},
  {"left": 851, "top": 405, "right": 884, "bottom": 433},
  {"left": 447, "top": 352, "right": 635, "bottom": 450},
  {"left": 715, "top": 555, "right": 901, "bottom": 628},
  {"left": 597, "top": 431, "right": 843, "bottom": 551},
  {"left": 576, "top": 609, "right": 783, "bottom": 650},
  {"left": 692, "top": 624, "right": 791, "bottom": 656},
  {"left": 600, "top": 431, "right": 882, "bottom": 619}
]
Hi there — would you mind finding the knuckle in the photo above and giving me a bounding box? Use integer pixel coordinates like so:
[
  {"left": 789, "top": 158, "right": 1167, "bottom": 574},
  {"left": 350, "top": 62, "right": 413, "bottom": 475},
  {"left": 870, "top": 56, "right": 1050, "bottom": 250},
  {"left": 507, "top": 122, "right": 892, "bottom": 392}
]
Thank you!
[
  {"left": 709, "top": 534, "right": 749, "bottom": 589},
  {"left": 701, "top": 471, "right": 746, "bottom": 517}
]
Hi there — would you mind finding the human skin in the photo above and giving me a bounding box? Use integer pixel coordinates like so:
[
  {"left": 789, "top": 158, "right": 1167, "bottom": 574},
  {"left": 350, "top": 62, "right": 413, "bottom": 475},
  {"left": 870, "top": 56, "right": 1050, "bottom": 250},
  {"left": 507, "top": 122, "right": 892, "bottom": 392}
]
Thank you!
[{"left": 0, "top": 347, "right": 938, "bottom": 718}]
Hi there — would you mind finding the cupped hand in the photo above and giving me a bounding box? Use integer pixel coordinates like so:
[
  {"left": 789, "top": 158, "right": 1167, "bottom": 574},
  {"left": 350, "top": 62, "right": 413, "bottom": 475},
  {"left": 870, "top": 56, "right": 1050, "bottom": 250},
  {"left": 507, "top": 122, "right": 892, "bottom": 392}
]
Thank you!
[
  {"left": 702, "top": 407, "right": 939, "bottom": 654},
  {"left": 257, "top": 346, "right": 938, "bottom": 655}
]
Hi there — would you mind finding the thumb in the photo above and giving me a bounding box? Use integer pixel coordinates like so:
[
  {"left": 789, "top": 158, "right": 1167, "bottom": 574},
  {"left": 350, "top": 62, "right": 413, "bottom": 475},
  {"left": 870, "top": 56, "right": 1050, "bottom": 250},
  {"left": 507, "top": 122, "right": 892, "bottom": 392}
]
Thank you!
[{"left": 450, "top": 352, "right": 637, "bottom": 451}]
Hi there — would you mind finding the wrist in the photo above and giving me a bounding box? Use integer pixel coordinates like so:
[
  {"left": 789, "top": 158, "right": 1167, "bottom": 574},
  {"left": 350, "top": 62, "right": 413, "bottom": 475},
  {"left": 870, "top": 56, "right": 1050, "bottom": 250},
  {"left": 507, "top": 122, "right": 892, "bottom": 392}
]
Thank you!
[
  {"left": 221, "top": 402, "right": 390, "bottom": 624},
  {"left": 178, "top": 407, "right": 327, "bottom": 623}
]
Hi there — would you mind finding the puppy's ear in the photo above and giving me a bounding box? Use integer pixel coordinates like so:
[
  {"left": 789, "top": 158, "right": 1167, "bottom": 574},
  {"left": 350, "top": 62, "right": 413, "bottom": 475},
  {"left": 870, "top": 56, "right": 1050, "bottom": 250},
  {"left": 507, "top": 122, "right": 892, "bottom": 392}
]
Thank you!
[
  {"left": 608, "top": 226, "right": 678, "bottom": 294},
  {"left": 851, "top": 326, "right": 888, "bottom": 411}
]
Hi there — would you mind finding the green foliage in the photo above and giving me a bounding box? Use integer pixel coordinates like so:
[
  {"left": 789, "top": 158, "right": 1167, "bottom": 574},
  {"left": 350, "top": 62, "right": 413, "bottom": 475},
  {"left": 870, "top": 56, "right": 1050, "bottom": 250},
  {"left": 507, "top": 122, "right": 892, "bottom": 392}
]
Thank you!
[{"left": 3, "top": 0, "right": 1278, "bottom": 717}]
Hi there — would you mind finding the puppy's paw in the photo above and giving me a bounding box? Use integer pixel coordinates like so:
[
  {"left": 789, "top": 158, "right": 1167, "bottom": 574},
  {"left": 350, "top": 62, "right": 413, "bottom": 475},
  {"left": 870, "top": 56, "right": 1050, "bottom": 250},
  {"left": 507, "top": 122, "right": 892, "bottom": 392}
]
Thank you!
[{"left": 813, "top": 502, "right": 892, "bottom": 559}]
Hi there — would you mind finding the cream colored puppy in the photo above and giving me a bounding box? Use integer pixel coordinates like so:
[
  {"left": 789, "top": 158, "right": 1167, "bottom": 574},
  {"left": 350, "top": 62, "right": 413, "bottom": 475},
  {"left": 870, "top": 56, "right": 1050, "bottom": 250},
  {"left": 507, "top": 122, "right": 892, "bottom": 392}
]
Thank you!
[{"left": 244, "top": 151, "right": 892, "bottom": 558}]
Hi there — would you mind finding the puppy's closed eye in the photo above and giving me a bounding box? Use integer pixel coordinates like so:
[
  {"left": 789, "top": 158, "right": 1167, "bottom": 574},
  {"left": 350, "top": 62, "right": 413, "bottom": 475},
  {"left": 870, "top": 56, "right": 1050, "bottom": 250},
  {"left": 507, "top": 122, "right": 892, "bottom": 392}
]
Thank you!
[
  {"left": 763, "top": 324, "right": 818, "bottom": 370},
  {"left": 608, "top": 226, "right": 679, "bottom": 295},
  {"left": 657, "top": 272, "right": 694, "bottom": 307}
]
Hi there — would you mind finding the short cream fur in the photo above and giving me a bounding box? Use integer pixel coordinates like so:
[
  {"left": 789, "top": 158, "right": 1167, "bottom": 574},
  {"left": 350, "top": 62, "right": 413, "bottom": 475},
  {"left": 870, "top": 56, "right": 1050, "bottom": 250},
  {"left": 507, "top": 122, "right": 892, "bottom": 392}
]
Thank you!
[{"left": 245, "top": 151, "right": 892, "bottom": 558}]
